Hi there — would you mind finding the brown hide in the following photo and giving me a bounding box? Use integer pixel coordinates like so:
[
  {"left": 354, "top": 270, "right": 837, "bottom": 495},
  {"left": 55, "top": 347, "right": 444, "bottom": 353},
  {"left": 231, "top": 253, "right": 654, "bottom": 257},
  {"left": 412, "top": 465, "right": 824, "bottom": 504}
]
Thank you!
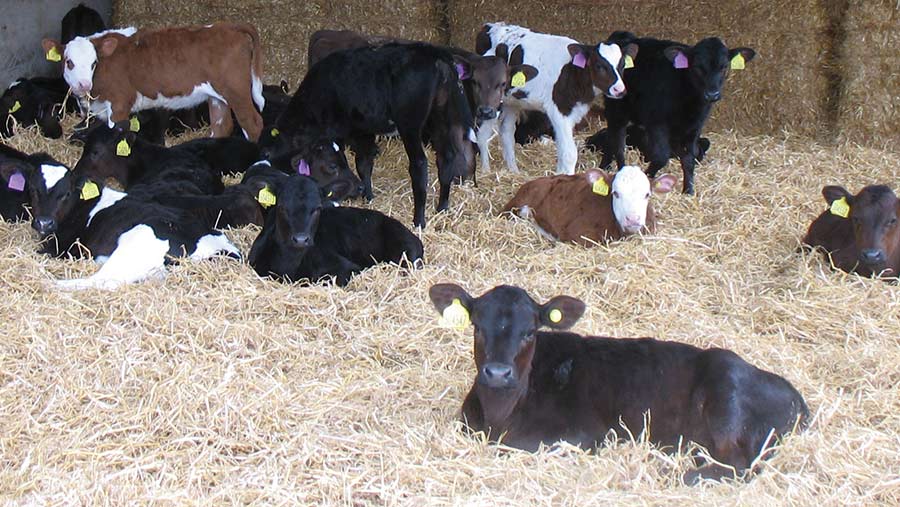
[
  {"left": 502, "top": 173, "right": 657, "bottom": 247},
  {"left": 89, "top": 24, "right": 264, "bottom": 141}
]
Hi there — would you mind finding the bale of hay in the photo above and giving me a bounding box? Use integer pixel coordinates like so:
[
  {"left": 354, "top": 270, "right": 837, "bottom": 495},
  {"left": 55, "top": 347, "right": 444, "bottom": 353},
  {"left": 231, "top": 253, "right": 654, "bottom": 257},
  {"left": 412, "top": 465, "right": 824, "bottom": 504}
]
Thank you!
[
  {"left": 447, "top": 0, "right": 832, "bottom": 140},
  {"left": 836, "top": 0, "right": 900, "bottom": 150},
  {"left": 111, "top": 0, "right": 446, "bottom": 87}
]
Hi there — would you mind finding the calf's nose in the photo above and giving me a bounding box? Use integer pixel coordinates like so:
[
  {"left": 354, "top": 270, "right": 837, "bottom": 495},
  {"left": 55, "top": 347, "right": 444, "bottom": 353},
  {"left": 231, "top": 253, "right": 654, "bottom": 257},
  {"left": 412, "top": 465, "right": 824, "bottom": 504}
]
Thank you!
[
  {"left": 481, "top": 362, "right": 514, "bottom": 387},
  {"left": 33, "top": 217, "right": 57, "bottom": 235},
  {"left": 859, "top": 248, "right": 886, "bottom": 265},
  {"left": 291, "top": 233, "right": 312, "bottom": 247},
  {"left": 704, "top": 90, "right": 722, "bottom": 102},
  {"left": 477, "top": 106, "right": 496, "bottom": 119}
]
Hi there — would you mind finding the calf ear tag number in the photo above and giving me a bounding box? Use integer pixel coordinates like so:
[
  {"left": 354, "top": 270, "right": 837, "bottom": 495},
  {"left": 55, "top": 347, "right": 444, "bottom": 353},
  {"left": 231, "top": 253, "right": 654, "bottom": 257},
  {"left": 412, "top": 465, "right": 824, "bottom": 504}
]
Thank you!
[
  {"left": 592, "top": 178, "right": 610, "bottom": 196},
  {"left": 830, "top": 197, "right": 850, "bottom": 218},
  {"left": 257, "top": 186, "right": 277, "bottom": 208},
  {"left": 80, "top": 181, "right": 100, "bottom": 200},
  {"left": 439, "top": 298, "right": 470, "bottom": 329}
]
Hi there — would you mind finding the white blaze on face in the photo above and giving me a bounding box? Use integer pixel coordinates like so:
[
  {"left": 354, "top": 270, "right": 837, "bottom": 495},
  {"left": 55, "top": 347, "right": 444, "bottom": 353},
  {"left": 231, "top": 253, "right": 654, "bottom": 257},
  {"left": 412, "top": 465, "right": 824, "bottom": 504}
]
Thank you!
[
  {"left": 597, "top": 43, "right": 626, "bottom": 98},
  {"left": 63, "top": 37, "right": 99, "bottom": 96},
  {"left": 332, "top": 142, "right": 340, "bottom": 152},
  {"left": 40, "top": 164, "right": 68, "bottom": 190},
  {"left": 611, "top": 165, "right": 651, "bottom": 234}
]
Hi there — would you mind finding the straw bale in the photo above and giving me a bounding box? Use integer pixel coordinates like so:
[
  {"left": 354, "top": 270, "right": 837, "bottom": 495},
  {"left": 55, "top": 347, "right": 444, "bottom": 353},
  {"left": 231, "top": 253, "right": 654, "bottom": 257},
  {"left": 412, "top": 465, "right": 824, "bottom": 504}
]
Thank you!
[
  {"left": 836, "top": 0, "right": 900, "bottom": 150},
  {"left": 1, "top": 110, "right": 900, "bottom": 504},
  {"left": 448, "top": 0, "right": 832, "bottom": 140},
  {"left": 110, "top": 0, "right": 445, "bottom": 87}
]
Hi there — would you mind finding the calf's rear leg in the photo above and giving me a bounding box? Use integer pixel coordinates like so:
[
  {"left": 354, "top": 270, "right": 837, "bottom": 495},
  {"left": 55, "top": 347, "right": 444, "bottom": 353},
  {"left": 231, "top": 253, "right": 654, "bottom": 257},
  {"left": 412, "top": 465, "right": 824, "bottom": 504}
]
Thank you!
[
  {"left": 208, "top": 98, "right": 234, "bottom": 138},
  {"left": 56, "top": 225, "right": 169, "bottom": 290},
  {"left": 398, "top": 130, "right": 430, "bottom": 228},
  {"left": 643, "top": 127, "right": 672, "bottom": 180}
]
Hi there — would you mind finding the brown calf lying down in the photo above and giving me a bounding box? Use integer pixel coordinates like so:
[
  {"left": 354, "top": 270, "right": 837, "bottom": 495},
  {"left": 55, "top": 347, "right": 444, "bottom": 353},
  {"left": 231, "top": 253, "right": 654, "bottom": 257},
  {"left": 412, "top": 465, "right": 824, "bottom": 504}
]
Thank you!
[
  {"left": 42, "top": 23, "right": 265, "bottom": 141},
  {"left": 502, "top": 165, "right": 676, "bottom": 246},
  {"left": 803, "top": 184, "right": 900, "bottom": 278},
  {"left": 429, "top": 283, "right": 809, "bottom": 483}
]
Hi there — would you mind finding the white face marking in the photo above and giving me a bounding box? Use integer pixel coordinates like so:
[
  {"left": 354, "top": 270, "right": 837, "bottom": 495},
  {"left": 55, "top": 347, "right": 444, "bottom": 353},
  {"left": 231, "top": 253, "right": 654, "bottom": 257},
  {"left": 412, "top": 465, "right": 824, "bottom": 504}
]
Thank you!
[
  {"left": 597, "top": 43, "right": 626, "bottom": 97},
  {"left": 332, "top": 142, "right": 339, "bottom": 152},
  {"left": 610, "top": 165, "right": 651, "bottom": 234},
  {"left": 190, "top": 233, "right": 240, "bottom": 260},
  {"left": 63, "top": 37, "right": 99, "bottom": 96},
  {"left": 87, "top": 187, "right": 127, "bottom": 226},
  {"left": 40, "top": 164, "right": 68, "bottom": 190}
]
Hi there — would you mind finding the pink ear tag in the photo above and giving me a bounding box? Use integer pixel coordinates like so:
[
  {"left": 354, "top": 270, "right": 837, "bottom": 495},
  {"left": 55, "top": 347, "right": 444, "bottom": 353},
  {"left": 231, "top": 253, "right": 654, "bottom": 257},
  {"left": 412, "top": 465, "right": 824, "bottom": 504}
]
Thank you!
[
  {"left": 572, "top": 52, "right": 587, "bottom": 68},
  {"left": 673, "top": 51, "right": 689, "bottom": 69},
  {"left": 297, "top": 159, "right": 310, "bottom": 176},
  {"left": 455, "top": 63, "right": 468, "bottom": 80},
  {"left": 7, "top": 171, "right": 25, "bottom": 191}
]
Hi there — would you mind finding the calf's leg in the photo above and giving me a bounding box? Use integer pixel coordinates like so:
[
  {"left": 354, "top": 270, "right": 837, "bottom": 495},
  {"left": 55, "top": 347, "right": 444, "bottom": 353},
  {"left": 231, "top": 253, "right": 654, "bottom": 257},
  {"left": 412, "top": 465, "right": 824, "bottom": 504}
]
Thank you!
[
  {"left": 208, "top": 98, "right": 234, "bottom": 138},
  {"left": 476, "top": 118, "right": 497, "bottom": 172},
  {"left": 350, "top": 135, "right": 378, "bottom": 201},
  {"left": 547, "top": 110, "right": 577, "bottom": 175},
  {"left": 56, "top": 224, "right": 169, "bottom": 290},
  {"left": 398, "top": 130, "right": 430, "bottom": 228},
  {"left": 498, "top": 111, "right": 520, "bottom": 173},
  {"left": 643, "top": 126, "right": 672, "bottom": 179}
]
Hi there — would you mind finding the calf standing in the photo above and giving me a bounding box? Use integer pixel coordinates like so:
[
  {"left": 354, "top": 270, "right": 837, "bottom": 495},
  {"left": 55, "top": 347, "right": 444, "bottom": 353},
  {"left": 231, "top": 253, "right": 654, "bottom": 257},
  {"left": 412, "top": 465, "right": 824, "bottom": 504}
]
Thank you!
[
  {"left": 475, "top": 23, "right": 637, "bottom": 175},
  {"left": 61, "top": 3, "right": 106, "bottom": 43},
  {"left": 430, "top": 283, "right": 808, "bottom": 482},
  {"left": 601, "top": 32, "right": 755, "bottom": 194},
  {"left": 42, "top": 23, "right": 265, "bottom": 140},
  {"left": 803, "top": 185, "right": 900, "bottom": 278},
  {"left": 502, "top": 166, "right": 676, "bottom": 246},
  {"left": 248, "top": 172, "right": 423, "bottom": 286},
  {"left": 265, "top": 43, "right": 474, "bottom": 228}
]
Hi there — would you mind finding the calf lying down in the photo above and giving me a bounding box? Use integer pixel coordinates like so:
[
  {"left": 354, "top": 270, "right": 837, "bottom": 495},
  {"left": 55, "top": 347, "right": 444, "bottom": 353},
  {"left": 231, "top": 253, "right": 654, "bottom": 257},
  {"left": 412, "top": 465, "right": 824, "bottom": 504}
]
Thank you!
[
  {"left": 247, "top": 172, "right": 423, "bottom": 286},
  {"left": 11, "top": 158, "right": 238, "bottom": 289},
  {"left": 802, "top": 184, "right": 900, "bottom": 279},
  {"left": 502, "top": 165, "right": 676, "bottom": 246},
  {"left": 429, "top": 283, "right": 809, "bottom": 483}
]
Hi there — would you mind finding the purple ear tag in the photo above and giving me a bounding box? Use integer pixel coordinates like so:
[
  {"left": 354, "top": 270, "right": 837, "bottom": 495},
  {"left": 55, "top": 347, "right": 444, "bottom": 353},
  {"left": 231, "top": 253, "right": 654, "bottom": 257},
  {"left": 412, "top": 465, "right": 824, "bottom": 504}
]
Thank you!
[
  {"left": 297, "top": 159, "right": 310, "bottom": 176},
  {"left": 7, "top": 171, "right": 25, "bottom": 192},
  {"left": 455, "top": 62, "right": 469, "bottom": 80},
  {"left": 673, "top": 51, "right": 689, "bottom": 69},
  {"left": 572, "top": 52, "right": 587, "bottom": 68}
]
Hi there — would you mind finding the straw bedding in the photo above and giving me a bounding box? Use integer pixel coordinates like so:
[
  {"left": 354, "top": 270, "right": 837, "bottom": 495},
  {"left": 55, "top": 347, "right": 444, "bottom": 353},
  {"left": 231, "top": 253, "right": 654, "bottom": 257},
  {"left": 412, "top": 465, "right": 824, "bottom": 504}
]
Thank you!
[{"left": 1, "top": 112, "right": 898, "bottom": 505}]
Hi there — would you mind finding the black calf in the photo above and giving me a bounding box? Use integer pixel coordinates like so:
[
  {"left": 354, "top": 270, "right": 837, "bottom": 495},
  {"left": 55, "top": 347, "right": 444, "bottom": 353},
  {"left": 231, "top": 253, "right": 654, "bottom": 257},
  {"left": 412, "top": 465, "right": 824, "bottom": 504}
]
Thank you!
[
  {"left": 601, "top": 31, "right": 754, "bottom": 194},
  {"left": 61, "top": 3, "right": 105, "bottom": 44},
  {"left": 1, "top": 77, "right": 77, "bottom": 139},
  {"left": 248, "top": 172, "right": 423, "bottom": 286}
]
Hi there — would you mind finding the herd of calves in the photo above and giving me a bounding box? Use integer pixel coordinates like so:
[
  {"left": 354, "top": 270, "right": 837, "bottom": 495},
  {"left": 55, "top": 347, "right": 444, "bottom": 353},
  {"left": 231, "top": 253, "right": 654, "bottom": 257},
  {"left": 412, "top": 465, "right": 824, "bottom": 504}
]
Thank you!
[{"left": 1, "top": 3, "right": 897, "bottom": 485}]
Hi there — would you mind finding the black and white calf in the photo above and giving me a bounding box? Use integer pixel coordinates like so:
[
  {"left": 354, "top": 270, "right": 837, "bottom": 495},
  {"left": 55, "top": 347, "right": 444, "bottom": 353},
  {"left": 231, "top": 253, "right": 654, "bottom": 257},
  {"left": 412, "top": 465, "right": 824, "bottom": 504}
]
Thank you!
[
  {"left": 263, "top": 43, "right": 475, "bottom": 228},
  {"left": 474, "top": 23, "right": 637, "bottom": 174},
  {"left": 247, "top": 171, "right": 423, "bottom": 286},
  {"left": 15, "top": 160, "right": 238, "bottom": 289},
  {"left": 600, "top": 32, "right": 755, "bottom": 194},
  {"left": 0, "top": 144, "right": 62, "bottom": 221}
]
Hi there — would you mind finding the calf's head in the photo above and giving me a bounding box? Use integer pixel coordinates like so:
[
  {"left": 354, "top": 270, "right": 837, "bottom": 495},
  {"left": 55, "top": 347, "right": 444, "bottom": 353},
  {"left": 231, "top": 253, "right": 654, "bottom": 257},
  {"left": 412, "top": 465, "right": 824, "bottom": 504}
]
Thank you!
[
  {"left": 0, "top": 158, "right": 88, "bottom": 236},
  {"left": 42, "top": 33, "right": 126, "bottom": 97},
  {"left": 72, "top": 125, "right": 135, "bottom": 181},
  {"left": 567, "top": 40, "right": 639, "bottom": 99},
  {"left": 823, "top": 185, "right": 900, "bottom": 275},
  {"left": 251, "top": 174, "right": 332, "bottom": 250},
  {"left": 1, "top": 80, "right": 62, "bottom": 138},
  {"left": 277, "top": 139, "right": 363, "bottom": 200},
  {"left": 429, "top": 284, "right": 584, "bottom": 391},
  {"left": 587, "top": 166, "right": 676, "bottom": 235},
  {"left": 454, "top": 53, "right": 538, "bottom": 122},
  {"left": 664, "top": 38, "right": 755, "bottom": 103}
]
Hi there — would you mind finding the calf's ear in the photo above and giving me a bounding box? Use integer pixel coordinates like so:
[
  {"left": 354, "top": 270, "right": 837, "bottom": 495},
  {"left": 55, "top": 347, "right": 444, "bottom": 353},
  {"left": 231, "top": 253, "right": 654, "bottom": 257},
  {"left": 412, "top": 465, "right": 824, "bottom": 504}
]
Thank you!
[
  {"left": 567, "top": 44, "right": 592, "bottom": 67},
  {"left": 729, "top": 47, "right": 756, "bottom": 64},
  {"left": 99, "top": 37, "right": 118, "bottom": 57},
  {"left": 622, "top": 42, "right": 639, "bottom": 59},
  {"left": 822, "top": 185, "right": 852, "bottom": 205},
  {"left": 0, "top": 157, "right": 32, "bottom": 184},
  {"left": 429, "top": 283, "right": 473, "bottom": 315},
  {"left": 540, "top": 296, "right": 585, "bottom": 329},
  {"left": 663, "top": 45, "right": 690, "bottom": 66},
  {"left": 452, "top": 55, "right": 472, "bottom": 80},
  {"left": 41, "top": 39, "right": 63, "bottom": 61},
  {"left": 494, "top": 43, "right": 509, "bottom": 62},
  {"left": 320, "top": 179, "right": 353, "bottom": 202},
  {"left": 508, "top": 64, "right": 539, "bottom": 86},
  {"left": 652, "top": 174, "right": 677, "bottom": 194}
]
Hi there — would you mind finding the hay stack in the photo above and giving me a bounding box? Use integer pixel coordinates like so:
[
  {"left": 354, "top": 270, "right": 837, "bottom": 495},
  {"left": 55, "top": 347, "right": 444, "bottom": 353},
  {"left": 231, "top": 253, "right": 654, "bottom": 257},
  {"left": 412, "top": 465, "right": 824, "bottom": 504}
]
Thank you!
[
  {"left": 447, "top": 0, "right": 832, "bottom": 139},
  {"left": 111, "top": 0, "right": 446, "bottom": 86},
  {"left": 836, "top": 0, "right": 900, "bottom": 150}
]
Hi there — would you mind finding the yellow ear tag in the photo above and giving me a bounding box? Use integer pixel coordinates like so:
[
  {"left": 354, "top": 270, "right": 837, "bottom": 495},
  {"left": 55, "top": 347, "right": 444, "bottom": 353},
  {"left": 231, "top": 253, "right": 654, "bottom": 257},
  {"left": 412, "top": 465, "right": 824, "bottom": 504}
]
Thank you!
[
  {"left": 592, "top": 178, "right": 610, "bottom": 196},
  {"left": 549, "top": 308, "right": 563, "bottom": 323},
  {"left": 257, "top": 185, "right": 277, "bottom": 208},
  {"left": 830, "top": 196, "right": 850, "bottom": 218},
  {"left": 270, "top": 127, "right": 280, "bottom": 137},
  {"left": 116, "top": 139, "right": 131, "bottom": 157},
  {"left": 9, "top": 101, "right": 22, "bottom": 114},
  {"left": 624, "top": 55, "right": 634, "bottom": 69},
  {"left": 439, "top": 298, "right": 470, "bottom": 329},
  {"left": 80, "top": 180, "right": 100, "bottom": 200},
  {"left": 510, "top": 71, "right": 527, "bottom": 88},
  {"left": 46, "top": 46, "right": 62, "bottom": 62},
  {"left": 730, "top": 53, "right": 745, "bottom": 70},
  {"left": 129, "top": 116, "right": 141, "bottom": 132}
]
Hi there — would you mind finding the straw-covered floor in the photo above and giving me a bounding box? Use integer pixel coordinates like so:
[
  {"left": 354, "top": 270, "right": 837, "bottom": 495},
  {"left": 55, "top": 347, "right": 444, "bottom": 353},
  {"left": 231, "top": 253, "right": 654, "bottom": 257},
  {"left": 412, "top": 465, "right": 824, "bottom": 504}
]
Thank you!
[{"left": 1, "top": 116, "right": 898, "bottom": 505}]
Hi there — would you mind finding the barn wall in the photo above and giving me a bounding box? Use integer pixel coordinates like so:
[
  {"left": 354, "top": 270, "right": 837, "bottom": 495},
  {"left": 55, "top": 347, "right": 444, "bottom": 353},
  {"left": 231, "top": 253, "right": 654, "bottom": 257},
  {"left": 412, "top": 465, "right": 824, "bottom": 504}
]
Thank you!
[{"left": 0, "top": 0, "right": 112, "bottom": 88}]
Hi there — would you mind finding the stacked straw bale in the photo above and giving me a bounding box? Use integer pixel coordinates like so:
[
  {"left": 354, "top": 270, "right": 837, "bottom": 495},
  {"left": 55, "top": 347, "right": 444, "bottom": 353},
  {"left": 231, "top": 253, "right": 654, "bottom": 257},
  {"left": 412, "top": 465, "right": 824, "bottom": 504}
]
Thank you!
[
  {"left": 447, "top": 0, "right": 832, "bottom": 139},
  {"left": 111, "top": 0, "right": 446, "bottom": 86},
  {"left": 836, "top": 0, "right": 900, "bottom": 150}
]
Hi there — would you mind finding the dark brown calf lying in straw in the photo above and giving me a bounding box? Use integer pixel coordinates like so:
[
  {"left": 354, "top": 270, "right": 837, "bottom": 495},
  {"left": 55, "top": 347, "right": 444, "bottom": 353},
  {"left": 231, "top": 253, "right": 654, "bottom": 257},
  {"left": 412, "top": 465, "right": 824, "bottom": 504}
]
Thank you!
[
  {"left": 803, "top": 184, "right": 900, "bottom": 279},
  {"left": 429, "top": 283, "right": 809, "bottom": 483}
]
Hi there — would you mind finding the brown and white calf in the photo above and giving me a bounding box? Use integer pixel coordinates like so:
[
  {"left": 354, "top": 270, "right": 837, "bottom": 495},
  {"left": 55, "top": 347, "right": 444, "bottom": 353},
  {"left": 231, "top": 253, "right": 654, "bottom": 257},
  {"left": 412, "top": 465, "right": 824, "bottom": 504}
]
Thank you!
[
  {"left": 502, "top": 166, "right": 676, "bottom": 246},
  {"left": 42, "top": 23, "right": 265, "bottom": 141},
  {"left": 475, "top": 22, "right": 638, "bottom": 174}
]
